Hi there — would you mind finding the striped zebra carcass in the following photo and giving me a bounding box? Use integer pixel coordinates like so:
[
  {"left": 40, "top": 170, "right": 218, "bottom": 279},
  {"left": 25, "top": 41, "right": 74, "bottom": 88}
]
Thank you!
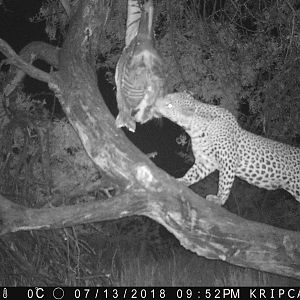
[{"left": 115, "top": 0, "right": 165, "bottom": 132}]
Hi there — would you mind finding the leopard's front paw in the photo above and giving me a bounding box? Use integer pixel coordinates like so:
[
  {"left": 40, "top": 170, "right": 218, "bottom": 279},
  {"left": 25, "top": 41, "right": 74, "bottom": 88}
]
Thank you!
[{"left": 206, "top": 194, "right": 221, "bottom": 205}]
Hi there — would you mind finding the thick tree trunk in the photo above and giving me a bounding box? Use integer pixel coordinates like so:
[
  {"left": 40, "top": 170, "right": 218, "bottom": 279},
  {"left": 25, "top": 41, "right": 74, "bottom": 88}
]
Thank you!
[{"left": 0, "top": 0, "right": 299, "bottom": 280}]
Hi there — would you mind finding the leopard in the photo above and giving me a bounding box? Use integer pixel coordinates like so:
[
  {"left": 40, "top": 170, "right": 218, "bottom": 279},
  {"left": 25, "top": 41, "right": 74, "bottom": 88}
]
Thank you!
[{"left": 154, "top": 92, "right": 300, "bottom": 205}]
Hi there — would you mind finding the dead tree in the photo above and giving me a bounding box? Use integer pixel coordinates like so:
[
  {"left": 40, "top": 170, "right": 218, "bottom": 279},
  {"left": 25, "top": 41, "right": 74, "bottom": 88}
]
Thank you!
[{"left": 0, "top": 0, "right": 299, "bottom": 280}]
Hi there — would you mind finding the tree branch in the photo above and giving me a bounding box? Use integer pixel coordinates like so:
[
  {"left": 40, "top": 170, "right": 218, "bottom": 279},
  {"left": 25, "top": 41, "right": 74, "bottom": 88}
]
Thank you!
[
  {"left": 0, "top": 39, "right": 58, "bottom": 95},
  {"left": 1, "top": 183, "right": 300, "bottom": 279}
]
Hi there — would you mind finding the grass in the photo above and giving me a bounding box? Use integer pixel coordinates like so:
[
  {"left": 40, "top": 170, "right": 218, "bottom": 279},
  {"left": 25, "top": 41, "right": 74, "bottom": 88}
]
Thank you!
[
  {"left": 115, "top": 243, "right": 297, "bottom": 286},
  {"left": 1, "top": 217, "right": 299, "bottom": 286}
]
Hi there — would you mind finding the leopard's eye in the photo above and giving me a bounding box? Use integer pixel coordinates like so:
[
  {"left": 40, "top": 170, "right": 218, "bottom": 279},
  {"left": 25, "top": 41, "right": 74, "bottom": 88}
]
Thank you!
[{"left": 167, "top": 103, "right": 173, "bottom": 109}]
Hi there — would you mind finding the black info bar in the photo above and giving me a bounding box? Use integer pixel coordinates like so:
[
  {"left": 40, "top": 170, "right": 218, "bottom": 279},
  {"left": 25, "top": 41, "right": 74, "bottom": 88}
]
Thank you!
[{"left": 1, "top": 287, "right": 299, "bottom": 300}]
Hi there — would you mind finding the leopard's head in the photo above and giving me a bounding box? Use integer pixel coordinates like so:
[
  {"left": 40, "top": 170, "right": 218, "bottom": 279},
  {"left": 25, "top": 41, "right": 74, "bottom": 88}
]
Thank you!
[{"left": 154, "top": 92, "right": 197, "bottom": 129}]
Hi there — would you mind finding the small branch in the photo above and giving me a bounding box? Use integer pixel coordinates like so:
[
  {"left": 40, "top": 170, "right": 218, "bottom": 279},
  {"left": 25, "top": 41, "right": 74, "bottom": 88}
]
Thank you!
[
  {"left": 19, "top": 41, "right": 60, "bottom": 69},
  {"left": 0, "top": 39, "right": 56, "bottom": 95},
  {"left": 59, "top": 0, "right": 71, "bottom": 17}
]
